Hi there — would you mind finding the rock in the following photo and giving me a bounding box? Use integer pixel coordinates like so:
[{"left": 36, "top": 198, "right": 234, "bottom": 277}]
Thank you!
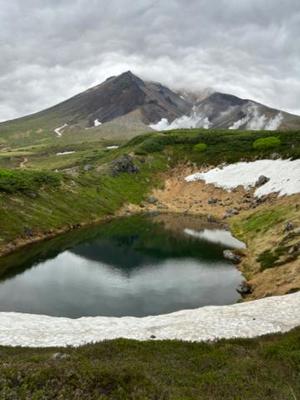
[
  {"left": 270, "top": 152, "right": 280, "bottom": 160},
  {"left": 223, "top": 250, "right": 241, "bottom": 264},
  {"left": 284, "top": 222, "right": 294, "bottom": 232},
  {"left": 208, "top": 198, "right": 218, "bottom": 205},
  {"left": 24, "top": 227, "right": 33, "bottom": 238},
  {"left": 294, "top": 227, "right": 300, "bottom": 235},
  {"left": 111, "top": 155, "right": 139, "bottom": 176},
  {"left": 207, "top": 214, "right": 216, "bottom": 223},
  {"left": 237, "top": 281, "right": 252, "bottom": 296},
  {"left": 288, "top": 244, "right": 299, "bottom": 255},
  {"left": 223, "top": 208, "right": 239, "bottom": 218},
  {"left": 51, "top": 352, "right": 70, "bottom": 361},
  {"left": 150, "top": 335, "right": 156, "bottom": 339},
  {"left": 83, "top": 164, "right": 92, "bottom": 171},
  {"left": 255, "top": 175, "right": 270, "bottom": 187},
  {"left": 146, "top": 195, "right": 158, "bottom": 204},
  {"left": 27, "top": 192, "right": 37, "bottom": 198}
]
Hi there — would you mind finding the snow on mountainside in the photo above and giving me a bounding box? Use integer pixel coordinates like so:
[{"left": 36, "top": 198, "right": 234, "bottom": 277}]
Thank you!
[
  {"left": 1, "top": 72, "right": 300, "bottom": 144},
  {"left": 151, "top": 92, "right": 295, "bottom": 131}
]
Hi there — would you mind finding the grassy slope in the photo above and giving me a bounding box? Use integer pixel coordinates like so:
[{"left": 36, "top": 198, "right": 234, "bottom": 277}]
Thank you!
[
  {"left": 0, "top": 128, "right": 300, "bottom": 250},
  {"left": 0, "top": 152, "right": 167, "bottom": 250},
  {"left": 0, "top": 328, "right": 299, "bottom": 399}
]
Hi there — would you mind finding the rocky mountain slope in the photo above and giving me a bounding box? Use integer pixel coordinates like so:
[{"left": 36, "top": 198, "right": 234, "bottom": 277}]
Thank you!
[{"left": 0, "top": 71, "right": 300, "bottom": 147}]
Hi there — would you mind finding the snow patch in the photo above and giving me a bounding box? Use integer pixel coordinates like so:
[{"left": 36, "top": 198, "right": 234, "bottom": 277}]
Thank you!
[
  {"left": 150, "top": 108, "right": 211, "bottom": 131},
  {"left": 185, "top": 159, "right": 300, "bottom": 198},
  {"left": 54, "top": 123, "right": 68, "bottom": 137},
  {"left": 184, "top": 229, "right": 246, "bottom": 249},
  {"left": 94, "top": 119, "right": 102, "bottom": 127},
  {"left": 0, "top": 292, "right": 299, "bottom": 347},
  {"left": 106, "top": 145, "right": 119, "bottom": 150},
  {"left": 56, "top": 151, "right": 75, "bottom": 156}
]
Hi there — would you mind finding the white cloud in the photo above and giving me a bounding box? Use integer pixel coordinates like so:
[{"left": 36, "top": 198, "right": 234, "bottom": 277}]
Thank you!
[{"left": 0, "top": 0, "right": 300, "bottom": 121}]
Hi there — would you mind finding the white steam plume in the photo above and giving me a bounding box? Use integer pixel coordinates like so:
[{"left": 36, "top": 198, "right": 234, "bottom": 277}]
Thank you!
[
  {"left": 150, "top": 108, "right": 211, "bottom": 131},
  {"left": 229, "top": 104, "right": 283, "bottom": 131}
]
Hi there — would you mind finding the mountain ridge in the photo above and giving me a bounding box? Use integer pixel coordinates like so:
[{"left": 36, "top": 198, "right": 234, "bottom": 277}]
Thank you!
[{"left": 1, "top": 71, "right": 300, "bottom": 147}]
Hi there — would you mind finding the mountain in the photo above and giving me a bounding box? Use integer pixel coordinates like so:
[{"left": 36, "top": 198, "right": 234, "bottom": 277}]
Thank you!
[
  {"left": 150, "top": 91, "right": 300, "bottom": 131},
  {"left": 0, "top": 71, "right": 300, "bottom": 147}
]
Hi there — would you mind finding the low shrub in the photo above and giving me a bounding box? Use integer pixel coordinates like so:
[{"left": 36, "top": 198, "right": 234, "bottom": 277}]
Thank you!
[
  {"left": 253, "top": 136, "right": 281, "bottom": 150},
  {"left": 0, "top": 169, "right": 61, "bottom": 194},
  {"left": 193, "top": 142, "right": 207, "bottom": 152}
]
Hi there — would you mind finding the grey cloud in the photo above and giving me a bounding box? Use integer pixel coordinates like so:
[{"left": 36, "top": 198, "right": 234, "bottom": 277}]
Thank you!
[{"left": 0, "top": 0, "right": 300, "bottom": 121}]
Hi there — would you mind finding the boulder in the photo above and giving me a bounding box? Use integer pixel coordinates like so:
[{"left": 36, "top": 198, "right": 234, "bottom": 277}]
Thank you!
[
  {"left": 255, "top": 175, "right": 270, "bottom": 187},
  {"left": 223, "top": 249, "right": 242, "bottom": 264},
  {"left": 146, "top": 195, "right": 158, "bottom": 204},
  {"left": 237, "top": 281, "right": 252, "bottom": 296},
  {"left": 83, "top": 164, "right": 92, "bottom": 171},
  {"left": 208, "top": 198, "right": 218, "bottom": 205},
  {"left": 111, "top": 155, "right": 139, "bottom": 176},
  {"left": 223, "top": 208, "right": 239, "bottom": 218},
  {"left": 24, "top": 227, "right": 33, "bottom": 238},
  {"left": 51, "top": 352, "right": 70, "bottom": 361},
  {"left": 284, "top": 221, "right": 294, "bottom": 232}
]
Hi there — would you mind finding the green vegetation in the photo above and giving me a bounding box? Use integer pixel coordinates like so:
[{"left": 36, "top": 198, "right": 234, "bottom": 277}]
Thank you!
[
  {"left": 257, "top": 249, "right": 282, "bottom": 270},
  {"left": 0, "top": 152, "right": 167, "bottom": 247},
  {"left": 0, "top": 128, "right": 300, "bottom": 253},
  {"left": 128, "top": 129, "right": 300, "bottom": 165},
  {"left": 231, "top": 207, "right": 289, "bottom": 239},
  {"left": 193, "top": 142, "right": 207, "bottom": 152},
  {"left": 253, "top": 136, "right": 281, "bottom": 150},
  {"left": 0, "top": 328, "right": 299, "bottom": 399},
  {"left": 0, "top": 168, "right": 61, "bottom": 194}
]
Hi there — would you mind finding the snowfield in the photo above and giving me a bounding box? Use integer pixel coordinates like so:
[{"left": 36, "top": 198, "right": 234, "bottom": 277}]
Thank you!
[
  {"left": 56, "top": 151, "right": 75, "bottom": 156},
  {"left": 185, "top": 159, "right": 300, "bottom": 197},
  {"left": 54, "top": 123, "right": 68, "bottom": 137},
  {"left": 0, "top": 292, "right": 299, "bottom": 347}
]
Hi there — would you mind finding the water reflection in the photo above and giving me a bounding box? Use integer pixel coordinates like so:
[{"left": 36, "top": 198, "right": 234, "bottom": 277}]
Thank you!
[{"left": 0, "top": 214, "right": 244, "bottom": 318}]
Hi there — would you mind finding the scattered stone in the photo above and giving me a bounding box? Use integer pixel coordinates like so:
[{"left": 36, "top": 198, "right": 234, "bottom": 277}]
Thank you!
[
  {"left": 208, "top": 198, "right": 218, "bottom": 205},
  {"left": 223, "top": 250, "right": 242, "bottom": 264},
  {"left": 255, "top": 175, "right": 270, "bottom": 187},
  {"left": 270, "top": 152, "right": 280, "bottom": 160},
  {"left": 83, "top": 164, "right": 92, "bottom": 171},
  {"left": 294, "top": 227, "right": 300, "bottom": 235},
  {"left": 146, "top": 195, "right": 158, "bottom": 204},
  {"left": 111, "top": 155, "right": 139, "bottom": 176},
  {"left": 223, "top": 208, "right": 239, "bottom": 218},
  {"left": 24, "top": 227, "right": 33, "bottom": 238},
  {"left": 284, "top": 222, "right": 294, "bottom": 232},
  {"left": 207, "top": 214, "right": 216, "bottom": 223},
  {"left": 27, "top": 192, "right": 37, "bottom": 198},
  {"left": 51, "top": 352, "right": 70, "bottom": 361},
  {"left": 237, "top": 281, "right": 252, "bottom": 296},
  {"left": 288, "top": 244, "right": 299, "bottom": 255}
]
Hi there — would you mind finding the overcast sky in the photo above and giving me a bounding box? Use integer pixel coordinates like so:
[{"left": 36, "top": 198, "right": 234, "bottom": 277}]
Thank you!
[{"left": 0, "top": 0, "right": 299, "bottom": 121}]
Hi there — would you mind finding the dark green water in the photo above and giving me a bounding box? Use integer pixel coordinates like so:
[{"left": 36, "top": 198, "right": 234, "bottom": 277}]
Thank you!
[{"left": 0, "top": 215, "right": 245, "bottom": 318}]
